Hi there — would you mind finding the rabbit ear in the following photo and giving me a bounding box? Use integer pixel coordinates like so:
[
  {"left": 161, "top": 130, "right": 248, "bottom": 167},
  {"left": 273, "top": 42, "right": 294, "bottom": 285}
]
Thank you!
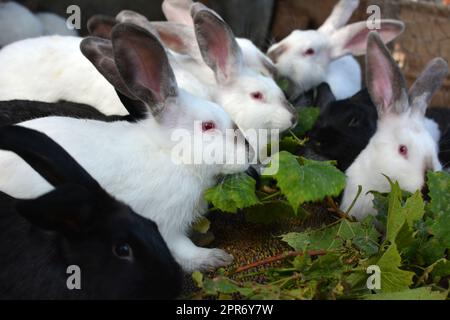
[
  {"left": 329, "top": 20, "right": 405, "bottom": 60},
  {"left": 0, "top": 126, "right": 101, "bottom": 190},
  {"left": 315, "top": 82, "right": 336, "bottom": 109},
  {"left": 192, "top": 3, "right": 243, "bottom": 84},
  {"left": 80, "top": 37, "right": 147, "bottom": 120},
  {"left": 116, "top": 10, "right": 160, "bottom": 39},
  {"left": 87, "top": 15, "right": 117, "bottom": 39},
  {"left": 162, "top": 0, "right": 194, "bottom": 27},
  {"left": 366, "top": 32, "right": 408, "bottom": 117},
  {"left": 318, "top": 0, "right": 360, "bottom": 34},
  {"left": 409, "top": 58, "right": 449, "bottom": 115},
  {"left": 151, "top": 21, "right": 202, "bottom": 60},
  {"left": 16, "top": 185, "right": 104, "bottom": 235},
  {"left": 111, "top": 23, "right": 178, "bottom": 118}
]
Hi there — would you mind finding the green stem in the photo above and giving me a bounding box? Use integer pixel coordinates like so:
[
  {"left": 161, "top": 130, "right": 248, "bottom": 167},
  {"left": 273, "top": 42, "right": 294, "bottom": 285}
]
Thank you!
[{"left": 345, "top": 185, "right": 363, "bottom": 216}]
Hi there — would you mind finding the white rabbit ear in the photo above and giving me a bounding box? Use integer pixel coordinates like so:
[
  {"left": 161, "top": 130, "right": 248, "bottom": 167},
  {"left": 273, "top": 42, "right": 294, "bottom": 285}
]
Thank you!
[
  {"left": 111, "top": 23, "right": 179, "bottom": 118},
  {"left": 409, "top": 58, "right": 449, "bottom": 116},
  {"left": 329, "top": 20, "right": 405, "bottom": 60},
  {"left": 162, "top": 0, "right": 194, "bottom": 27},
  {"left": 87, "top": 15, "right": 117, "bottom": 39},
  {"left": 318, "top": 0, "right": 360, "bottom": 34},
  {"left": 151, "top": 21, "right": 202, "bottom": 59},
  {"left": 116, "top": 10, "right": 160, "bottom": 39},
  {"left": 366, "top": 32, "right": 408, "bottom": 117},
  {"left": 192, "top": 3, "right": 243, "bottom": 84}
]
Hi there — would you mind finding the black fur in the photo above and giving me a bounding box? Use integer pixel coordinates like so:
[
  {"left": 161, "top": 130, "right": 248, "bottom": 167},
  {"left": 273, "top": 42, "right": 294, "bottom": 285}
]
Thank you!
[
  {"left": 305, "top": 87, "right": 450, "bottom": 171},
  {"left": 306, "top": 88, "right": 378, "bottom": 171},
  {"left": 0, "top": 126, "right": 182, "bottom": 300},
  {"left": 0, "top": 100, "right": 130, "bottom": 126}
]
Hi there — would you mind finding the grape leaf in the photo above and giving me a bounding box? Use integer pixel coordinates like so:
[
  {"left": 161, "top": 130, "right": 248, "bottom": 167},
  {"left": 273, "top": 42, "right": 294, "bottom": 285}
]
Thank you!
[
  {"left": 292, "top": 107, "right": 320, "bottom": 137},
  {"left": 375, "top": 243, "right": 414, "bottom": 293},
  {"left": 282, "top": 217, "right": 379, "bottom": 256},
  {"left": 427, "top": 171, "right": 450, "bottom": 217},
  {"left": 264, "top": 152, "right": 346, "bottom": 213},
  {"left": 204, "top": 173, "right": 260, "bottom": 213}
]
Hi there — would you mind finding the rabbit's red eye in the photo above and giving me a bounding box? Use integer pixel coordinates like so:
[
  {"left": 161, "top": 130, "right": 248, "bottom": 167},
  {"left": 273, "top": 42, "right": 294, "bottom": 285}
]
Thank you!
[
  {"left": 399, "top": 145, "right": 408, "bottom": 158},
  {"left": 113, "top": 243, "right": 133, "bottom": 261},
  {"left": 251, "top": 92, "right": 264, "bottom": 101},
  {"left": 304, "top": 48, "right": 315, "bottom": 56},
  {"left": 202, "top": 121, "right": 216, "bottom": 132}
]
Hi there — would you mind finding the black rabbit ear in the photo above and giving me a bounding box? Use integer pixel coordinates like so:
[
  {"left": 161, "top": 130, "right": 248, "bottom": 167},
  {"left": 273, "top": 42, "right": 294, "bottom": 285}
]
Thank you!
[
  {"left": 409, "top": 58, "right": 448, "bottom": 115},
  {"left": 315, "top": 83, "right": 336, "bottom": 110},
  {"left": 0, "top": 126, "right": 100, "bottom": 189},
  {"left": 111, "top": 23, "right": 179, "bottom": 119},
  {"left": 87, "top": 15, "right": 117, "bottom": 39},
  {"left": 15, "top": 185, "right": 102, "bottom": 234},
  {"left": 80, "top": 37, "right": 147, "bottom": 120}
]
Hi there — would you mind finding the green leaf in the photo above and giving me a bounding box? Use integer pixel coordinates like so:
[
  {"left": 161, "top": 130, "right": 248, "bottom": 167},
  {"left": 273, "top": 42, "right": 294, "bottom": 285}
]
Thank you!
[
  {"left": 292, "top": 107, "right": 320, "bottom": 137},
  {"left": 276, "top": 77, "right": 290, "bottom": 92},
  {"left": 385, "top": 180, "right": 424, "bottom": 244},
  {"left": 363, "top": 287, "right": 448, "bottom": 300},
  {"left": 204, "top": 173, "right": 260, "bottom": 213},
  {"left": 282, "top": 217, "right": 379, "bottom": 256},
  {"left": 427, "top": 171, "right": 450, "bottom": 217},
  {"left": 192, "top": 271, "right": 203, "bottom": 288},
  {"left": 192, "top": 217, "right": 211, "bottom": 234},
  {"left": 264, "top": 152, "right": 346, "bottom": 213},
  {"left": 376, "top": 243, "right": 414, "bottom": 293}
]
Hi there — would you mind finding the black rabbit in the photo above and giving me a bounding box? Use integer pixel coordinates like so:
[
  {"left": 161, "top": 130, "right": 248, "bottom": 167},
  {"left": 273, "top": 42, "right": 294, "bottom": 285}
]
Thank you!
[{"left": 0, "top": 125, "right": 182, "bottom": 300}]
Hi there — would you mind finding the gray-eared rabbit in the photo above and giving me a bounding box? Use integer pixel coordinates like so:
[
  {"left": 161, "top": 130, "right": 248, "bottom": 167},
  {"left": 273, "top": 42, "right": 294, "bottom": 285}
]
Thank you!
[
  {"left": 340, "top": 32, "right": 446, "bottom": 220},
  {"left": 0, "top": 23, "right": 249, "bottom": 272},
  {"left": 307, "top": 86, "right": 450, "bottom": 171},
  {"left": 0, "top": 125, "right": 182, "bottom": 300}
]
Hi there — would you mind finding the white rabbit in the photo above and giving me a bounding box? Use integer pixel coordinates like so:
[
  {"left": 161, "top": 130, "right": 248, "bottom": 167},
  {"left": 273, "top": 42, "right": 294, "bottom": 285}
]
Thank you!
[
  {"left": 267, "top": 0, "right": 405, "bottom": 100},
  {"left": 163, "top": 4, "right": 298, "bottom": 138},
  {"left": 0, "top": 1, "right": 77, "bottom": 48},
  {"left": 161, "top": 0, "right": 277, "bottom": 78},
  {"left": 340, "top": 32, "right": 447, "bottom": 221},
  {"left": 0, "top": 23, "right": 249, "bottom": 272},
  {"left": 0, "top": 6, "right": 297, "bottom": 149}
]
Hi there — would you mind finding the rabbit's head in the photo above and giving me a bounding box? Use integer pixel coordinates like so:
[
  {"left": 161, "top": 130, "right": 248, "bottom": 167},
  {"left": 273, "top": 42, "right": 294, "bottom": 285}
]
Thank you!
[
  {"left": 267, "top": 0, "right": 404, "bottom": 94},
  {"left": 81, "top": 23, "right": 249, "bottom": 176},
  {"left": 0, "top": 125, "right": 182, "bottom": 299},
  {"left": 356, "top": 32, "right": 447, "bottom": 195},
  {"left": 191, "top": 3, "right": 298, "bottom": 134},
  {"left": 308, "top": 85, "right": 378, "bottom": 171}
]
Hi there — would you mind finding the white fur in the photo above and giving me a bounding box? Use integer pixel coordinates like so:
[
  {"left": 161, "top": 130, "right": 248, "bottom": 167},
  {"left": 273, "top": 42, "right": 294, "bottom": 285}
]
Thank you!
[
  {"left": 267, "top": 0, "right": 404, "bottom": 100},
  {"left": 159, "top": 1, "right": 296, "bottom": 135},
  {"left": 0, "top": 36, "right": 126, "bottom": 116},
  {"left": 0, "top": 89, "right": 248, "bottom": 272},
  {"left": 341, "top": 111, "right": 441, "bottom": 220},
  {"left": 0, "top": 2, "right": 44, "bottom": 47}
]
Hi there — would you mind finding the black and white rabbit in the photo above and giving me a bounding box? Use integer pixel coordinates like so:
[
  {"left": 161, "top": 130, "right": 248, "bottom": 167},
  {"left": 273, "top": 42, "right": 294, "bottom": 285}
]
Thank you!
[
  {"left": 307, "top": 84, "right": 450, "bottom": 171},
  {"left": 0, "top": 125, "right": 182, "bottom": 300}
]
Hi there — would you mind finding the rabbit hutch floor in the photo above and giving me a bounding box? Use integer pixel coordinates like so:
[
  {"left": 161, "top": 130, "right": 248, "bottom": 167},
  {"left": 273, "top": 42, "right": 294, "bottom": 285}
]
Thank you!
[{"left": 182, "top": 202, "right": 337, "bottom": 298}]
